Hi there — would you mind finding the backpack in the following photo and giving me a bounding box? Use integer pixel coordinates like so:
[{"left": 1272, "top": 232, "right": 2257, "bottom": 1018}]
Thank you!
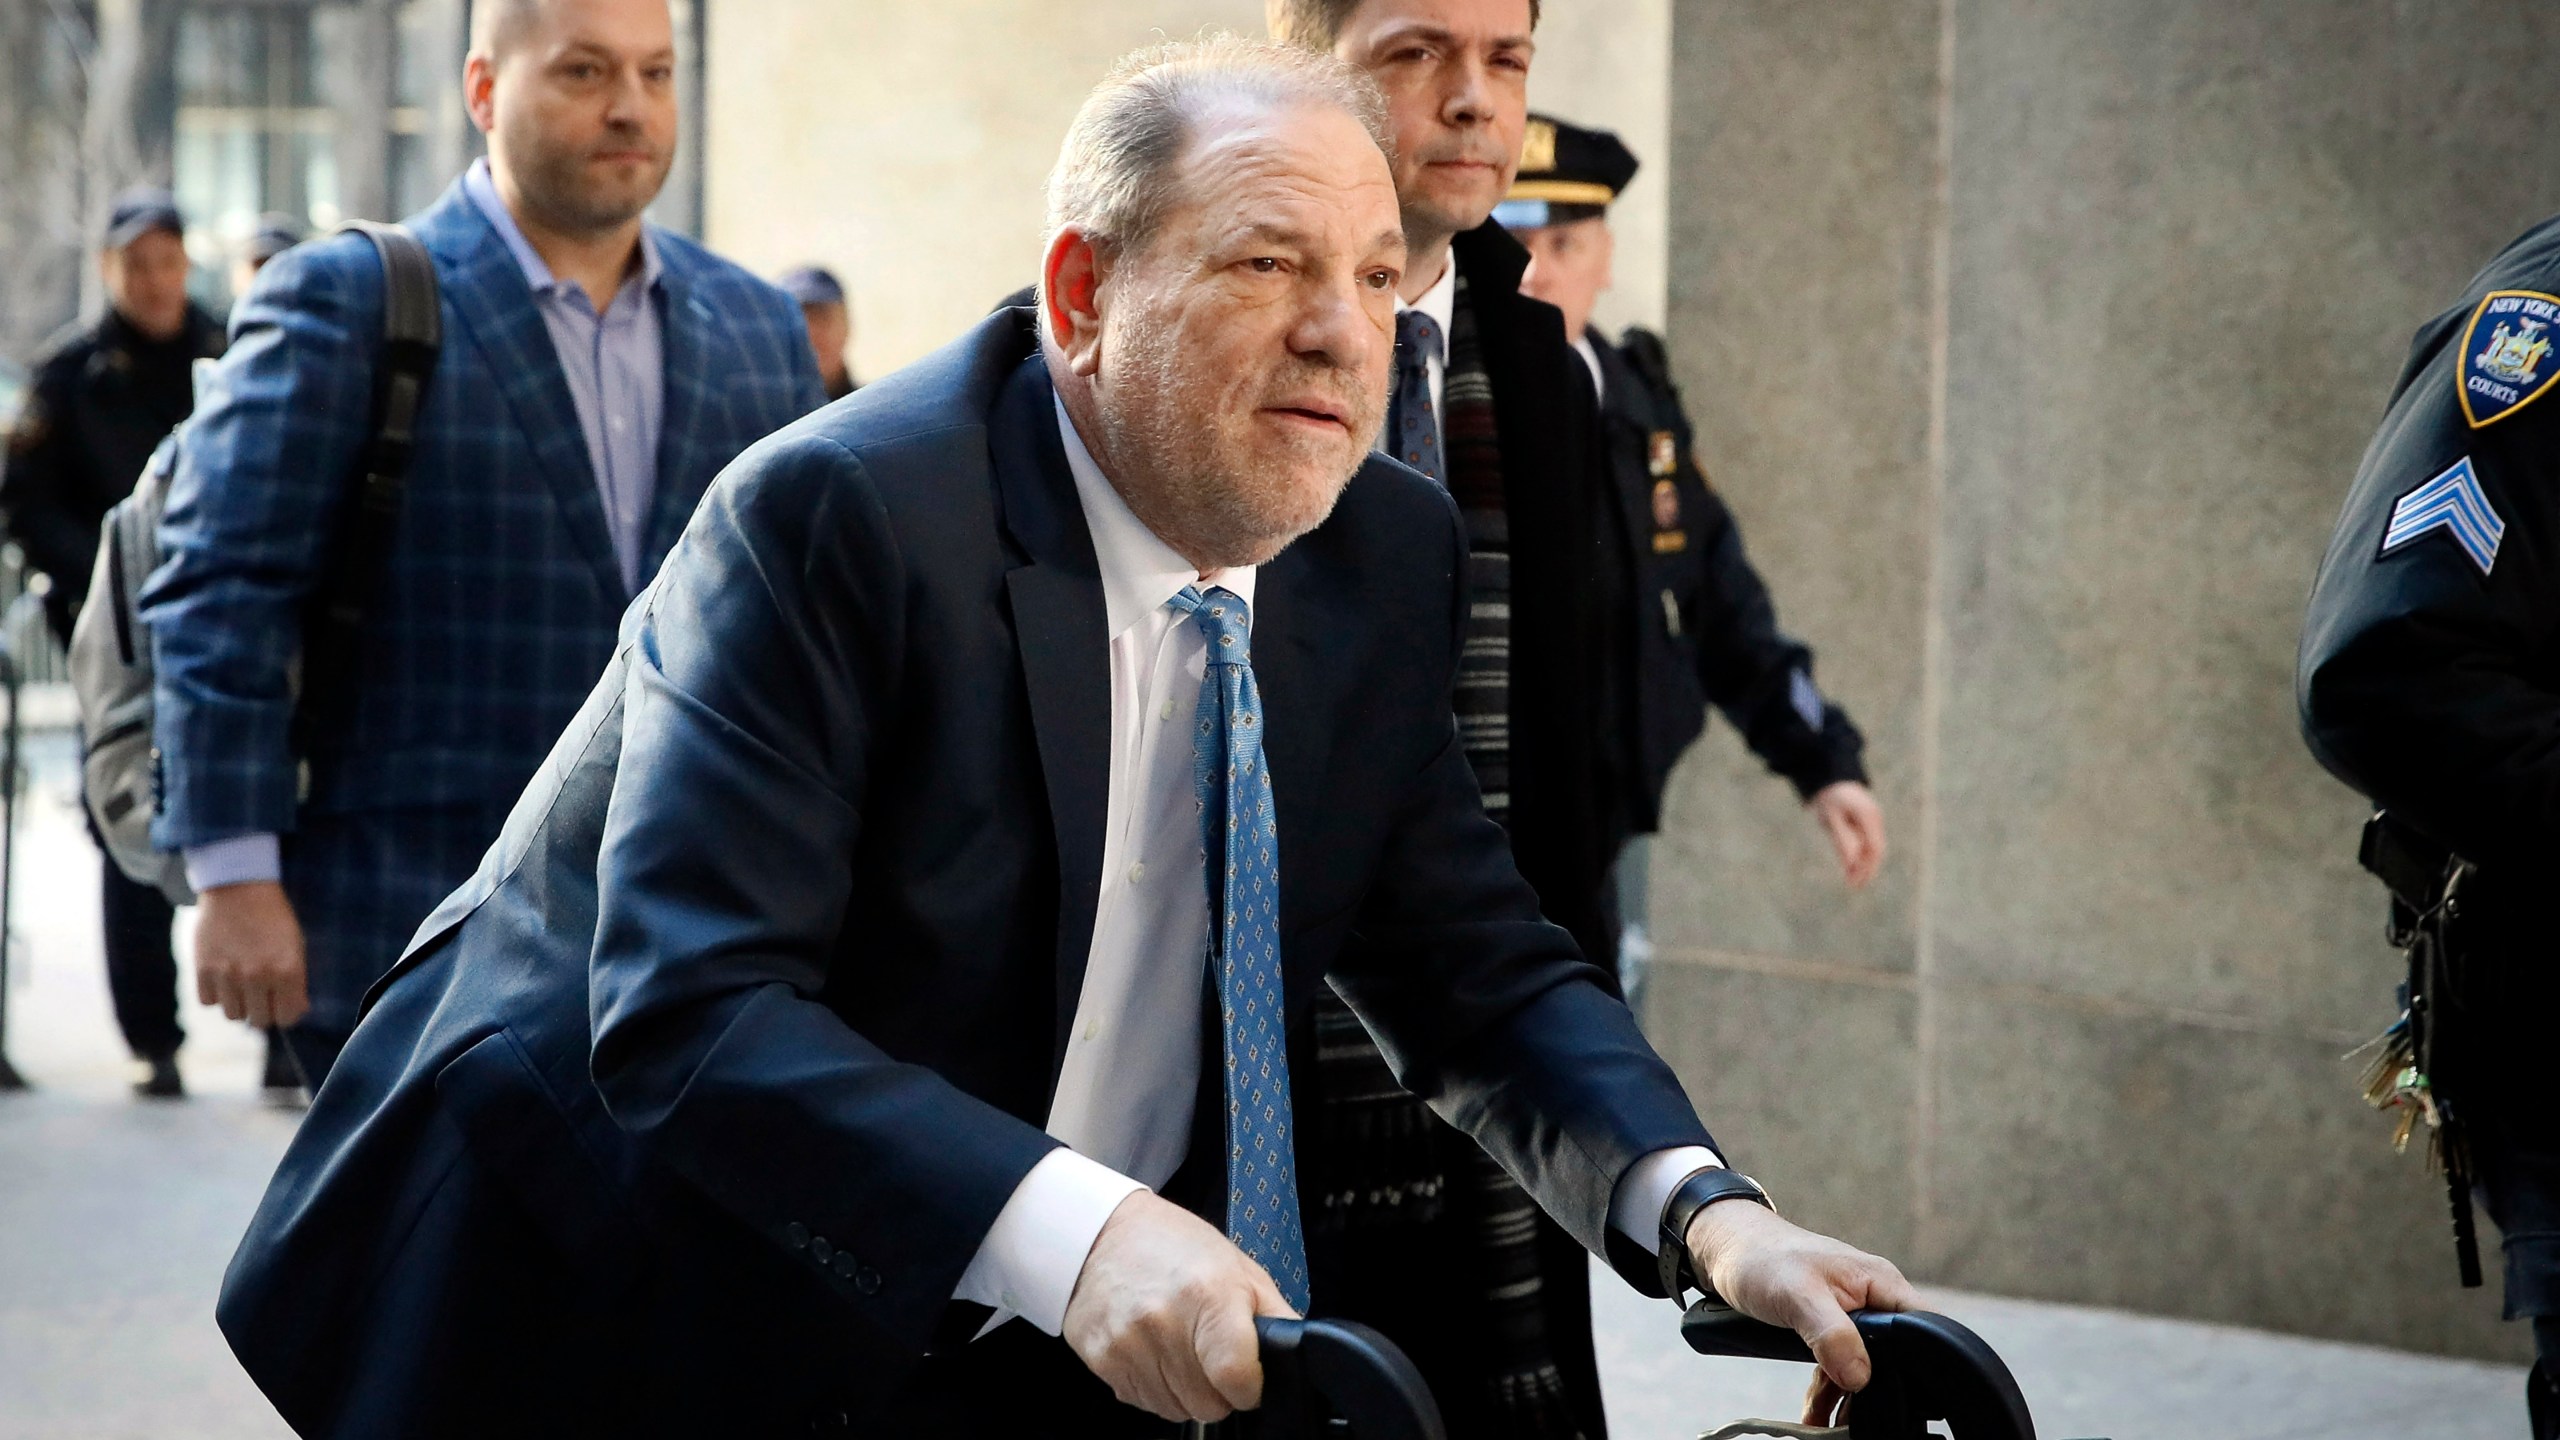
[{"left": 70, "top": 221, "right": 441, "bottom": 904}]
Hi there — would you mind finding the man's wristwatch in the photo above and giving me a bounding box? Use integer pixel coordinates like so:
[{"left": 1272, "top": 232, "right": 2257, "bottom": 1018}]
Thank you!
[{"left": 1657, "top": 1165, "right": 1776, "bottom": 1305}]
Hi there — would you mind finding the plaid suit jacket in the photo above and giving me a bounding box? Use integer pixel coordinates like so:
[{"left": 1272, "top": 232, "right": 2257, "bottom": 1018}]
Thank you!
[{"left": 142, "top": 179, "right": 825, "bottom": 1029}]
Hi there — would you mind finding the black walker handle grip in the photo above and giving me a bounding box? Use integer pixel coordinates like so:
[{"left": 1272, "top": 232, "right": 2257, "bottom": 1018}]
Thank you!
[
  {"left": 1680, "top": 1302, "right": 2040, "bottom": 1440},
  {"left": 1255, "top": 1315, "right": 1448, "bottom": 1440}
]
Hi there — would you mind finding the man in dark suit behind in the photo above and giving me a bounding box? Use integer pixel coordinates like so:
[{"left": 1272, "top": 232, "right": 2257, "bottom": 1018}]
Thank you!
[
  {"left": 1269, "top": 3, "right": 1686, "bottom": 1430},
  {"left": 140, "top": 0, "right": 823, "bottom": 1085},
  {"left": 216, "top": 37, "right": 1908, "bottom": 1438}
]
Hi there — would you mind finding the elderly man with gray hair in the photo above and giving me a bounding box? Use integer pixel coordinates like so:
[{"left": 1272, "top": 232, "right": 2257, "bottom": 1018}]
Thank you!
[{"left": 214, "top": 36, "right": 1907, "bottom": 1437}]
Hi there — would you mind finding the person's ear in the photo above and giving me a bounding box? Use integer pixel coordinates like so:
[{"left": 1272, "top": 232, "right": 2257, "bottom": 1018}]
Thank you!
[
  {"left": 463, "top": 52, "right": 498, "bottom": 134},
  {"left": 1042, "top": 227, "right": 1112, "bottom": 378}
]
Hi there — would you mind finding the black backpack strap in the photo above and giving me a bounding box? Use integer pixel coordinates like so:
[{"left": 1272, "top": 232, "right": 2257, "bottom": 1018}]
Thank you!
[{"left": 294, "top": 221, "right": 441, "bottom": 753}]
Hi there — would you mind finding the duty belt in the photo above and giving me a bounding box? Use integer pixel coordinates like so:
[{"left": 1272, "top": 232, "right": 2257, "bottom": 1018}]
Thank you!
[{"left": 2353, "top": 810, "right": 2484, "bottom": 1288}]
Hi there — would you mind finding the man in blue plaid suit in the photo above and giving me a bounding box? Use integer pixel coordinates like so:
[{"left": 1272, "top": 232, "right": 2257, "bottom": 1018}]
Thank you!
[{"left": 140, "top": 0, "right": 824, "bottom": 1084}]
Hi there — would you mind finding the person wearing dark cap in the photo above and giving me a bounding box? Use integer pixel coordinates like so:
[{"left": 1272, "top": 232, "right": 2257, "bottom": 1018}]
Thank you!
[
  {"left": 230, "top": 212, "right": 306, "bottom": 305},
  {"left": 0, "top": 186, "right": 223, "bottom": 1098},
  {"left": 1499, "top": 113, "right": 1888, "bottom": 971},
  {"left": 779, "top": 263, "right": 860, "bottom": 400}
]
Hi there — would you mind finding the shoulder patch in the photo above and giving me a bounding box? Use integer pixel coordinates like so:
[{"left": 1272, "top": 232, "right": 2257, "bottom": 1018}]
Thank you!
[
  {"left": 2458, "top": 290, "right": 2560, "bottom": 427},
  {"left": 2382, "top": 456, "right": 2503, "bottom": 574}
]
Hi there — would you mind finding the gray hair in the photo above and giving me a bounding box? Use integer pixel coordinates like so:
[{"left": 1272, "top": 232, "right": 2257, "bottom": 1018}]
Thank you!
[{"left": 1043, "top": 34, "right": 1391, "bottom": 265}]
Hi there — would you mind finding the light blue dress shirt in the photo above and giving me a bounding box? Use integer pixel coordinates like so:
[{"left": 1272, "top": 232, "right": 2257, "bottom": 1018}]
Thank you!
[{"left": 462, "top": 157, "right": 666, "bottom": 592}]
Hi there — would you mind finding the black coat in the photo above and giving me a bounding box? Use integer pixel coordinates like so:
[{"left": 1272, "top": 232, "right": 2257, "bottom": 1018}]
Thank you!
[
  {"left": 0, "top": 302, "right": 223, "bottom": 642},
  {"left": 1592, "top": 329, "right": 1867, "bottom": 833},
  {"left": 214, "top": 306, "right": 1715, "bottom": 1437},
  {"left": 1448, "top": 221, "right": 1633, "bottom": 968}
]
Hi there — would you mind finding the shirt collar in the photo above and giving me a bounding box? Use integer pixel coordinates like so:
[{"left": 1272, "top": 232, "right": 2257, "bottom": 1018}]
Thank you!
[
  {"left": 1572, "top": 334, "right": 1604, "bottom": 403},
  {"left": 1397, "top": 253, "right": 1459, "bottom": 345},
  {"left": 1053, "top": 392, "right": 1257, "bottom": 639},
  {"left": 463, "top": 156, "right": 664, "bottom": 302}
]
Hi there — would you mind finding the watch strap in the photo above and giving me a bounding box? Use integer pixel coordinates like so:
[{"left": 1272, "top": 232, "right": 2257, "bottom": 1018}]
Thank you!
[{"left": 1657, "top": 1166, "right": 1775, "bottom": 1304}]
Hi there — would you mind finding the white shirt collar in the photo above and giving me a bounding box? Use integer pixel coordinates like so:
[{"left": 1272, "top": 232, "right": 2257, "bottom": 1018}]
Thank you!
[
  {"left": 1572, "top": 334, "right": 1605, "bottom": 403},
  {"left": 1053, "top": 393, "right": 1258, "bottom": 639},
  {"left": 1398, "top": 252, "right": 1459, "bottom": 344}
]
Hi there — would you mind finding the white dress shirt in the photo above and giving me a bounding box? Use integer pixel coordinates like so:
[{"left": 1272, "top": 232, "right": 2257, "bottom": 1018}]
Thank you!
[{"left": 950, "top": 395, "right": 1718, "bottom": 1338}]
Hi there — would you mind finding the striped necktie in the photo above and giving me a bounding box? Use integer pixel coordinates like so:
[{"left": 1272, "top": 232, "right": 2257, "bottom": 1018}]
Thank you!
[{"left": 1170, "top": 583, "right": 1310, "bottom": 1311}]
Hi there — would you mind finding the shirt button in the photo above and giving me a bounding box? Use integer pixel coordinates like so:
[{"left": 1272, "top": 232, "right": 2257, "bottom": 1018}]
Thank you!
[
  {"left": 1161, "top": 699, "right": 1175, "bottom": 721},
  {"left": 1001, "top": 1289, "right": 1021, "bottom": 1310},
  {"left": 1129, "top": 861, "right": 1146, "bottom": 884}
]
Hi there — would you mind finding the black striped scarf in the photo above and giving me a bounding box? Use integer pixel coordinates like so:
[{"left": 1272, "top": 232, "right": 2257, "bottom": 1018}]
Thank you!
[{"left": 1311, "top": 277, "right": 1587, "bottom": 1439}]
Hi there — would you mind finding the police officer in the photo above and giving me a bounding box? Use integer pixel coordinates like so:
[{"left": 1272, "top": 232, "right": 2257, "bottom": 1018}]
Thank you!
[
  {"left": 0, "top": 187, "right": 222, "bottom": 1098},
  {"left": 230, "top": 211, "right": 305, "bottom": 307},
  {"left": 778, "top": 263, "right": 859, "bottom": 401},
  {"left": 1497, "top": 115, "right": 1886, "bottom": 966},
  {"left": 2301, "top": 213, "right": 2560, "bottom": 1440}
]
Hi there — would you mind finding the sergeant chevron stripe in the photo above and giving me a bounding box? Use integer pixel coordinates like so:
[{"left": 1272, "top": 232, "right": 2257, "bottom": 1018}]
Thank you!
[{"left": 2382, "top": 457, "right": 2503, "bottom": 575}]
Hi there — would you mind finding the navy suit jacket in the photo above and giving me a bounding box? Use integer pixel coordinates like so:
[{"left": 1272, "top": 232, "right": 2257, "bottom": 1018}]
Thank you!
[
  {"left": 141, "top": 179, "right": 823, "bottom": 1030},
  {"left": 217, "top": 308, "right": 1715, "bottom": 1436}
]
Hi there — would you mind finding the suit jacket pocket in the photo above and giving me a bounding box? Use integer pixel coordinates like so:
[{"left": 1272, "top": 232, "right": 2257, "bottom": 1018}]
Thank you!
[{"left": 435, "top": 1028, "right": 644, "bottom": 1296}]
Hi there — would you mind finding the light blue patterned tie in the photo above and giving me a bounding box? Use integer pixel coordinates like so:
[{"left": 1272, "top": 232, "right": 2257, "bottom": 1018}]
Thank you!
[
  {"left": 1171, "top": 583, "right": 1310, "bottom": 1311},
  {"left": 1385, "top": 308, "right": 1445, "bottom": 484}
]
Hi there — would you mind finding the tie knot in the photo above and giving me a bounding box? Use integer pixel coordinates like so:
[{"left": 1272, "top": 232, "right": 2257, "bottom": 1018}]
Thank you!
[
  {"left": 1396, "top": 308, "right": 1444, "bottom": 369},
  {"left": 1177, "top": 584, "right": 1251, "bottom": 662}
]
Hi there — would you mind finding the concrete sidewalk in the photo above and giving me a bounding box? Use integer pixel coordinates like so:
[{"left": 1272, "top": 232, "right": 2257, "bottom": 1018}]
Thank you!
[{"left": 0, "top": 734, "right": 2528, "bottom": 1439}]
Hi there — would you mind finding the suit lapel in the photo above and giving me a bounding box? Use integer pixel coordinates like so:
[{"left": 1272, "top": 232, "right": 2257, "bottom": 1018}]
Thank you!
[
  {"left": 1254, "top": 527, "right": 1358, "bottom": 963},
  {"left": 423, "top": 191, "right": 626, "bottom": 604},
  {"left": 646, "top": 248, "right": 721, "bottom": 574},
  {"left": 986, "top": 359, "right": 1113, "bottom": 1089}
]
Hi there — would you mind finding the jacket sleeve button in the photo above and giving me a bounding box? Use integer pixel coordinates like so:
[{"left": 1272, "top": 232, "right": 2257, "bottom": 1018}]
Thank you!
[
  {"left": 854, "top": 1265, "right": 882, "bottom": 1296},
  {"left": 810, "top": 1236, "right": 833, "bottom": 1264},
  {"left": 832, "top": 1251, "right": 856, "bottom": 1279},
  {"left": 785, "top": 1222, "right": 810, "bottom": 1251}
]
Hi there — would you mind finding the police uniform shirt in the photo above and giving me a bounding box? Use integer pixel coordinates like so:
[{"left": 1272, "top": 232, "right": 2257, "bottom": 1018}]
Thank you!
[{"left": 2301, "top": 213, "right": 2560, "bottom": 872}]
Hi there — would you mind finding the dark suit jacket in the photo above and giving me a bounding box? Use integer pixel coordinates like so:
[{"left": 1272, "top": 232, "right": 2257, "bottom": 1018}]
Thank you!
[
  {"left": 216, "top": 307, "right": 1714, "bottom": 1437},
  {"left": 142, "top": 180, "right": 824, "bottom": 1035}
]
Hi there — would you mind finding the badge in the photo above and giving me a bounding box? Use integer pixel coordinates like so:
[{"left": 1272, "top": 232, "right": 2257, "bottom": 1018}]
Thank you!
[
  {"left": 2381, "top": 456, "right": 2503, "bottom": 575},
  {"left": 1650, "top": 477, "right": 1687, "bottom": 552},
  {"left": 1648, "top": 430, "right": 1678, "bottom": 477},
  {"left": 2457, "top": 290, "right": 2560, "bottom": 428},
  {"left": 1519, "top": 118, "right": 1557, "bottom": 176}
]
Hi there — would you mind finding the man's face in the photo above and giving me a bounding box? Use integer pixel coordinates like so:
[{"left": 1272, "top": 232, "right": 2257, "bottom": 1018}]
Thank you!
[
  {"left": 101, "top": 229, "right": 191, "bottom": 342},
  {"left": 1059, "top": 101, "right": 1406, "bottom": 571},
  {"left": 801, "top": 301, "right": 850, "bottom": 383},
  {"left": 469, "top": 0, "right": 678, "bottom": 234},
  {"left": 1332, "top": 0, "right": 1534, "bottom": 245},
  {"left": 1515, "top": 215, "right": 1613, "bottom": 343}
]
